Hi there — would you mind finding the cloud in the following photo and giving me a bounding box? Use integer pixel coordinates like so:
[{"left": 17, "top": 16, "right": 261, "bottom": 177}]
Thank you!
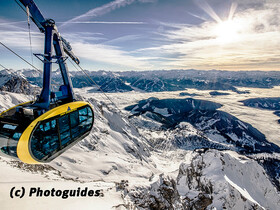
[
  {"left": 0, "top": 17, "right": 152, "bottom": 70},
  {"left": 61, "top": 0, "right": 154, "bottom": 27},
  {"left": 63, "top": 32, "right": 106, "bottom": 42},
  {"left": 2, "top": 2, "right": 280, "bottom": 71},
  {"left": 235, "top": 0, "right": 265, "bottom": 6},
  {"left": 71, "top": 42, "right": 151, "bottom": 69},
  {"left": 135, "top": 3, "right": 280, "bottom": 70},
  {"left": 0, "top": 19, "right": 44, "bottom": 70},
  {"left": 0, "top": 18, "right": 43, "bottom": 50},
  {"left": 138, "top": 0, "right": 157, "bottom": 2},
  {"left": 62, "top": 31, "right": 152, "bottom": 69},
  {"left": 0, "top": 21, "right": 25, "bottom": 26},
  {"left": 0, "top": 18, "right": 28, "bottom": 32},
  {"left": 58, "top": 21, "right": 145, "bottom": 25},
  {"left": 103, "top": 34, "right": 142, "bottom": 45}
]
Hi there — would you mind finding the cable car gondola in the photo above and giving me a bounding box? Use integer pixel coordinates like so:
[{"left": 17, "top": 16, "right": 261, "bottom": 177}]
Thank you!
[{"left": 0, "top": 0, "right": 94, "bottom": 164}]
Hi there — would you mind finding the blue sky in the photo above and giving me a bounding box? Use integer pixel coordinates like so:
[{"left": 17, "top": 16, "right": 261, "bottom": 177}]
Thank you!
[{"left": 0, "top": 0, "right": 279, "bottom": 71}]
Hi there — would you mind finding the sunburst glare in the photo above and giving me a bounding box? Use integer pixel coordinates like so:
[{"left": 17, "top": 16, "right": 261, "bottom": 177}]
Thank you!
[
  {"left": 196, "top": 1, "right": 242, "bottom": 43},
  {"left": 214, "top": 19, "right": 241, "bottom": 43}
]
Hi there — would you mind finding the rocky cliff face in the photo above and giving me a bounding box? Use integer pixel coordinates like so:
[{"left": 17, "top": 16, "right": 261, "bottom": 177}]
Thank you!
[
  {"left": 0, "top": 70, "right": 37, "bottom": 95},
  {"left": 0, "top": 76, "right": 34, "bottom": 94},
  {"left": 124, "top": 150, "right": 280, "bottom": 210}
]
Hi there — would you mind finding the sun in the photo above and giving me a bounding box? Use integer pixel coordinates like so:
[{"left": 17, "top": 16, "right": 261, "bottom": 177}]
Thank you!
[{"left": 214, "top": 19, "right": 241, "bottom": 44}]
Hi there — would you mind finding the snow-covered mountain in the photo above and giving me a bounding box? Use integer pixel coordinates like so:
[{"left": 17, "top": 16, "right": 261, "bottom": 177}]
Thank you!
[
  {"left": 241, "top": 97, "right": 280, "bottom": 124},
  {"left": 124, "top": 150, "right": 280, "bottom": 209},
  {"left": 242, "top": 97, "right": 280, "bottom": 110},
  {"left": 17, "top": 68, "right": 43, "bottom": 78},
  {"left": 125, "top": 97, "right": 280, "bottom": 154},
  {"left": 0, "top": 73, "right": 280, "bottom": 209},
  {"left": 98, "top": 77, "right": 133, "bottom": 92},
  {"left": 0, "top": 69, "right": 37, "bottom": 94}
]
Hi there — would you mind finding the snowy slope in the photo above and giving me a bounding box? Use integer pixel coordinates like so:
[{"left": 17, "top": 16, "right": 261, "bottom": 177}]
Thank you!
[
  {"left": 0, "top": 157, "right": 125, "bottom": 210},
  {"left": 49, "top": 96, "right": 156, "bottom": 182},
  {"left": 0, "top": 91, "right": 34, "bottom": 112},
  {"left": 0, "top": 87, "right": 280, "bottom": 209}
]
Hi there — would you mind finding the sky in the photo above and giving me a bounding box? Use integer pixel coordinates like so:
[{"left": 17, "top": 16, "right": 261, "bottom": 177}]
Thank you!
[{"left": 0, "top": 0, "right": 279, "bottom": 71}]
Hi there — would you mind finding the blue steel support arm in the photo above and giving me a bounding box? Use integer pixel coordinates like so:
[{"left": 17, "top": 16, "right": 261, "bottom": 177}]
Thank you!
[
  {"left": 18, "top": 0, "right": 77, "bottom": 109},
  {"left": 53, "top": 32, "right": 75, "bottom": 102},
  {"left": 18, "top": 0, "right": 46, "bottom": 32},
  {"left": 37, "top": 22, "right": 53, "bottom": 109}
]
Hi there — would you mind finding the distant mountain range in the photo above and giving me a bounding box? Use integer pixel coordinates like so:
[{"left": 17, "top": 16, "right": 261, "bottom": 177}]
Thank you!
[{"left": 8, "top": 69, "right": 280, "bottom": 93}]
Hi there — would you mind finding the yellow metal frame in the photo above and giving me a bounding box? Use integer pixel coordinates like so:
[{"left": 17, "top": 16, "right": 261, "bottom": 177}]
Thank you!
[{"left": 17, "top": 101, "right": 91, "bottom": 164}]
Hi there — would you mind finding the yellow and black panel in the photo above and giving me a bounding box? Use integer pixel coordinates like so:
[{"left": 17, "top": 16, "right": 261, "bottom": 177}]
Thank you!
[
  {"left": 0, "top": 101, "right": 93, "bottom": 164},
  {"left": 17, "top": 101, "right": 94, "bottom": 164},
  {"left": 0, "top": 101, "right": 34, "bottom": 160}
]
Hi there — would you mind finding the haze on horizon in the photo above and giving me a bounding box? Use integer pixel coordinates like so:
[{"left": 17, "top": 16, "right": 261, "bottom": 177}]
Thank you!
[{"left": 0, "top": 0, "right": 279, "bottom": 72}]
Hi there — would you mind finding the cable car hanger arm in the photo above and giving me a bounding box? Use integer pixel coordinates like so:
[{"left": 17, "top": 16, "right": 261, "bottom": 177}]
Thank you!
[
  {"left": 18, "top": 0, "right": 79, "bottom": 109},
  {"left": 18, "top": 0, "right": 80, "bottom": 65}
]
